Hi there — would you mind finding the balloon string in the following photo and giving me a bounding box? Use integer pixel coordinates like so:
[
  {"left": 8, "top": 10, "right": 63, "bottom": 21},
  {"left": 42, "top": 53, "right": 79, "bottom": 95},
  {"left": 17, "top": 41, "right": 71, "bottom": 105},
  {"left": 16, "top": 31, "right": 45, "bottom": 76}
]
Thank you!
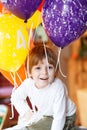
[
  {"left": 43, "top": 42, "right": 50, "bottom": 76},
  {"left": 33, "top": 26, "right": 37, "bottom": 42},
  {"left": 27, "top": 23, "right": 33, "bottom": 78},
  {"left": 13, "top": 72, "right": 17, "bottom": 86},
  {"left": 16, "top": 71, "right": 23, "bottom": 84},
  {"left": 24, "top": 64, "right": 28, "bottom": 79},
  {"left": 28, "top": 23, "right": 34, "bottom": 48},
  {"left": 10, "top": 72, "right": 14, "bottom": 82},
  {"left": 55, "top": 47, "right": 61, "bottom": 72},
  {"left": 26, "top": 54, "right": 30, "bottom": 78},
  {"left": 33, "top": 12, "right": 42, "bottom": 41},
  {"left": 9, "top": 103, "right": 14, "bottom": 119},
  {"left": 55, "top": 47, "right": 67, "bottom": 78},
  {"left": 59, "top": 60, "right": 67, "bottom": 78},
  {"left": 10, "top": 72, "right": 18, "bottom": 87},
  {"left": 9, "top": 72, "right": 17, "bottom": 119}
]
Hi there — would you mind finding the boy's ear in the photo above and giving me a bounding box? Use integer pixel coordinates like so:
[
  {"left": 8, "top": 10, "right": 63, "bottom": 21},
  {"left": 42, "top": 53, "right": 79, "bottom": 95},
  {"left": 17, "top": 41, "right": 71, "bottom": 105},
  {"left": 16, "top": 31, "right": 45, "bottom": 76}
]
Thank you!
[{"left": 55, "top": 71, "right": 58, "bottom": 77}]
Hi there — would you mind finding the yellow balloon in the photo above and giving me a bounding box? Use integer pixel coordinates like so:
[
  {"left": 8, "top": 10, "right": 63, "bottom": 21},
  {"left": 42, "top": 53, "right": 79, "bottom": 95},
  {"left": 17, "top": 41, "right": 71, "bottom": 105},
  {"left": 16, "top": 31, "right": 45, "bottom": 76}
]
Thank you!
[
  {"left": 0, "top": 14, "right": 29, "bottom": 72},
  {"left": 27, "top": 10, "right": 42, "bottom": 29}
]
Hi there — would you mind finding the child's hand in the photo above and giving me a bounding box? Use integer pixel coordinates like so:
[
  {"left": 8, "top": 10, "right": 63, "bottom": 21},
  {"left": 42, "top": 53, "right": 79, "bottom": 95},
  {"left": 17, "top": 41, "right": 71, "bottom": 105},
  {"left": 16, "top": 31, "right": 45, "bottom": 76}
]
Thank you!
[{"left": 24, "top": 109, "right": 34, "bottom": 122}]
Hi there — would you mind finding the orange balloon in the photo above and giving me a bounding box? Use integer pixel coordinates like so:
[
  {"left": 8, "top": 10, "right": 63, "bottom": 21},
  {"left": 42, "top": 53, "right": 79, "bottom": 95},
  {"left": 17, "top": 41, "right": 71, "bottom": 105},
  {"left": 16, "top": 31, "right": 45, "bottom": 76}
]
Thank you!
[
  {"left": 0, "top": 64, "right": 26, "bottom": 87},
  {"left": 0, "top": 2, "right": 11, "bottom": 14},
  {"left": 0, "top": 2, "right": 3, "bottom": 12},
  {"left": 2, "top": 6, "right": 11, "bottom": 14}
]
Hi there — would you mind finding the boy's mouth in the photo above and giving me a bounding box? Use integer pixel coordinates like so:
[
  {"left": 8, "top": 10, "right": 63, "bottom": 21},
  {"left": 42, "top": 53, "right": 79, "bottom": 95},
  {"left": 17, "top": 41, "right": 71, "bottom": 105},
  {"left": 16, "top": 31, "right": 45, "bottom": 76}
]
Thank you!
[{"left": 40, "top": 78, "right": 49, "bottom": 80}]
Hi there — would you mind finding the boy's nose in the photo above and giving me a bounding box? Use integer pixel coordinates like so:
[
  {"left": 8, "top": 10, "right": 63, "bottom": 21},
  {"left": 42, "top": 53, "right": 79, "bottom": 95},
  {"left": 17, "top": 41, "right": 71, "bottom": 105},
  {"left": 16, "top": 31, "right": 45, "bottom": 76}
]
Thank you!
[{"left": 42, "top": 67, "right": 49, "bottom": 75}]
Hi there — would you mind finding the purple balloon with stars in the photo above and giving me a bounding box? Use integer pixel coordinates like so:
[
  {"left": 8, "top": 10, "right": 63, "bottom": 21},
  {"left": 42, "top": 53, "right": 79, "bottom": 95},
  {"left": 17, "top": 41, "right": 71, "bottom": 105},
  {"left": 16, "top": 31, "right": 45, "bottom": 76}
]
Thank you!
[
  {"left": 42, "top": 0, "right": 87, "bottom": 48},
  {"left": 1, "top": 0, "right": 42, "bottom": 22}
]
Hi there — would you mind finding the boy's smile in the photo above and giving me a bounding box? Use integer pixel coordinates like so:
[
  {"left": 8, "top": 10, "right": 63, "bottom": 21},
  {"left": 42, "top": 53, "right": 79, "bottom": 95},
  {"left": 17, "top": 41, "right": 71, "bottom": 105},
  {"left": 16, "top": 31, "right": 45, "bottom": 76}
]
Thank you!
[{"left": 31, "top": 58, "right": 55, "bottom": 89}]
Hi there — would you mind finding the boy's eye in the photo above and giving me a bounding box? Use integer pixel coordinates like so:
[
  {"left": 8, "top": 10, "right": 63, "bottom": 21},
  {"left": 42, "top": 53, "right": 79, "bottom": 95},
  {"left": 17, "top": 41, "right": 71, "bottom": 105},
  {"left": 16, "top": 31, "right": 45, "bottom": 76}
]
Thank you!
[
  {"left": 35, "top": 66, "right": 41, "bottom": 70},
  {"left": 48, "top": 66, "right": 53, "bottom": 69}
]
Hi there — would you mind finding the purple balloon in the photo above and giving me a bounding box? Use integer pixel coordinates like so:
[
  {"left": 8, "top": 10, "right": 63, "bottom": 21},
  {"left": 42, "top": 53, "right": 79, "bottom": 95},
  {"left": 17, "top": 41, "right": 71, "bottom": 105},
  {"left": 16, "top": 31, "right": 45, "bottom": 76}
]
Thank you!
[
  {"left": 42, "top": 0, "right": 87, "bottom": 48},
  {"left": 1, "top": 0, "right": 42, "bottom": 22}
]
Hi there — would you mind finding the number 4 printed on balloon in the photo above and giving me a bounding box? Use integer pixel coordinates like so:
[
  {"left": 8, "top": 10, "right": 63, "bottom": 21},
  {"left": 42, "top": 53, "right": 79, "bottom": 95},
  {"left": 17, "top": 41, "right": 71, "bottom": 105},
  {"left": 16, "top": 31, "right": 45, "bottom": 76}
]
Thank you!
[{"left": 16, "top": 30, "right": 27, "bottom": 49}]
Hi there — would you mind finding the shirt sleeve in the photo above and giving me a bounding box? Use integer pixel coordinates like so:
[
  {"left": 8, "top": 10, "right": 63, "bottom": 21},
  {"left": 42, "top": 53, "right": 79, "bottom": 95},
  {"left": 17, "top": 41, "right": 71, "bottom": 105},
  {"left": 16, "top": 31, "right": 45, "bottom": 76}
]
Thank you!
[
  {"left": 11, "top": 79, "right": 32, "bottom": 116},
  {"left": 51, "top": 83, "right": 67, "bottom": 130}
]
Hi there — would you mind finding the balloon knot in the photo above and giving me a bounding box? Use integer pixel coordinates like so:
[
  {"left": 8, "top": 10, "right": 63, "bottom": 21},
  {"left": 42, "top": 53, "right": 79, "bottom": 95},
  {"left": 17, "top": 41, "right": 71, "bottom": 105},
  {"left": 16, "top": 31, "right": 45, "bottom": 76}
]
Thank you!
[{"left": 24, "top": 19, "right": 27, "bottom": 23}]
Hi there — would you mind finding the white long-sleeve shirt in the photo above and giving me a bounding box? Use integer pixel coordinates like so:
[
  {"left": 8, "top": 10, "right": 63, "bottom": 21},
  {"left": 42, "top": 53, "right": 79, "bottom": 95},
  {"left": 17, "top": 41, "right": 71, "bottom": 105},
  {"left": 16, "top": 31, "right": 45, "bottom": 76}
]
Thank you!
[{"left": 11, "top": 78, "right": 76, "bottom": 130}]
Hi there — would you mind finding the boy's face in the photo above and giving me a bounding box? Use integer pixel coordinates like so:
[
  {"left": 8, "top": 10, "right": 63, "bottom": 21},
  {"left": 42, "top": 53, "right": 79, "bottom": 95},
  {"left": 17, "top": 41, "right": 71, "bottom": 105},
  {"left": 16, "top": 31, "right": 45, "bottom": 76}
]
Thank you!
[{"left": 30, "top": 58, "right": 55, "bottom": 89}]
